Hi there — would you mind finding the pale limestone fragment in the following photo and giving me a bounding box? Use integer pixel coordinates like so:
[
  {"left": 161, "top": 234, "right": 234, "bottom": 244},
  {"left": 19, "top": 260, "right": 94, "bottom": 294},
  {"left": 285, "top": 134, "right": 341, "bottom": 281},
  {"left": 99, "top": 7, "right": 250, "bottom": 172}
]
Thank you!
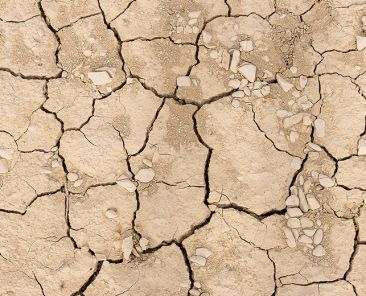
[
  {"left": 313, "top": 229, "right": 324, "bottom": 245},
  {"left": 116, "top": 177, "right": 136, "bottom": 192},
  {"left": 196, "top": 248, "right": 212, "bottom": 258},
  {"left": 135, "top": 168, "right": 155, "bottom": 183},
  {"left": 307, "top": 195, "right": 321, "bottom": 210},
  {"left": 287, "top": 218, "right": 301, "bottom": 228},
  {"left": 240, "top": 40, "right": 254, "bottom": 52},
  {"left": 284, "top": 227, "right": 297, "bottom": 248},
  {"left": 87, "top": 71, "right": 113, "bottom": 85},
  {"left": 298, "top": 235, "right": 312, "bottom": 244},
  {"left": 286, "top": 195, "right": 299, "bottom": 207},
  {"left": 238, "top": 63, "right": 257, "bottom": 82},
  {"left": 287, "top": 208, "right": 303, "bottom": 218},
  {"left": 300, "top": 217, "right": 314, "bottom": 228},
  {"left": 312, "top": 245, "right": 326, "bottom": 257},
  {"left": 319, "top": 174, "right": 335, "bottom": 188},
  {"left": 357, "top": 36, "right": 366, "bottom": 50},
  {"left": 314, "top": 118, "right": 325, "bottom": 138},
  {"left": 358, "top": 139, "right": 366, "bottom": 155},
  {"left": 190, "top": 255, "right": 206, "bottom": 266},
  {"left": 276, "top": 74, "right": 294, "bottom": 92},
  {"left": 177, "top": 76, "right": 192, "bottom": 87},
  {"left": 122, "top": 236, "right": 134, "bottom": 260},
  {"left": 67, "top": 172, "right": 79, "bottom": 182},
  {"left": 85, "top": 245, "right": 190, "bottom": 295}
]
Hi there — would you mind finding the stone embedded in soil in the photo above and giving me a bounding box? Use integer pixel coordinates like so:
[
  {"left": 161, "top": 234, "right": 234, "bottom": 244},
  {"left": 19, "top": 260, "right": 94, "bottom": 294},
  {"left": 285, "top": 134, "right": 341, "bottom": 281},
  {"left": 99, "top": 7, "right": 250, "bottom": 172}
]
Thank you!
[
  {"left": 238, "top": 63, "right": 257, "bottom": 82},
  {"left": 135, "top": 168, "right": 155, "bottom": 183}
]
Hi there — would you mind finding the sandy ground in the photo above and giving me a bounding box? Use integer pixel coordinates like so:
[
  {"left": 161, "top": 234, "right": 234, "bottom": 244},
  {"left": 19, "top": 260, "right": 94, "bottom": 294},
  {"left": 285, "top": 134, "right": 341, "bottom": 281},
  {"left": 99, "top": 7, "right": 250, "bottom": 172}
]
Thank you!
[{"left": 1, "top": 0, "right": 366, "bottom": 295}]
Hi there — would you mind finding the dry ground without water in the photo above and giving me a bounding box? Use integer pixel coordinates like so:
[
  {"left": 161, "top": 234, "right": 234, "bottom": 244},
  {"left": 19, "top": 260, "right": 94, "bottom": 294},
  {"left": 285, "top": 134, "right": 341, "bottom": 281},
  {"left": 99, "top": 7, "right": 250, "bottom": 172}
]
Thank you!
[{"left": 1, "top": 0, "right": 366, "bottom": 295}]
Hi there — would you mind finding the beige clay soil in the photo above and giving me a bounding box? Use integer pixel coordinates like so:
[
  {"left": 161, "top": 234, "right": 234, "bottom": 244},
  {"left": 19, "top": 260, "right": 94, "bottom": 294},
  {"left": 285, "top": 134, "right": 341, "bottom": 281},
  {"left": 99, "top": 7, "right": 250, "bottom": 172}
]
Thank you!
[{"left": 1, "top": 0, "right": 366, "bottom": 295}]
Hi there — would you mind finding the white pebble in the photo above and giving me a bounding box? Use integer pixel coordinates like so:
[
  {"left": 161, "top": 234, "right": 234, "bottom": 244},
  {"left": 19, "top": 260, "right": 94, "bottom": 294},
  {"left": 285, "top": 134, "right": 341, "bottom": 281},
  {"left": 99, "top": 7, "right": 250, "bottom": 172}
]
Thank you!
[
  {"left": 190, "top": 255, "right": 206, "bottom": 266},
  {"left": 0, "top": 159, "right": 9, "bottom": 174},
  {"left": 299, "top": 75, "right": 308, "bottom": 89},
  {"left": 117, "top": 178, "right": 136, "bottom": 192},
  {"left": 307, "top": 195, "right": 321, "bottom": 210},
  {"left": 228, "top": 79, "right": 241, "bottom": 89},
  {"left": 314, "top": 118, "right": 326, "bottom": 138},
  {"left": 356, "top": 36, "right": 366, "bottom": 50},
  {"left": 88, "top": 71, "right": 112, "bottom": 85},
  {"left": 238, "top": 63, "right": 257, "bottom": 82},
  {"left": 122, "top": 236, "right": 134, "bottom": 260},
  {"left": 308, "top": 142, "right": 322, "bottom": 152},
  {"left": 232, "top": 91, "right": 244, "bottom": 98},
  {"left": 283, "top": 227, "right": 296, "bottom": 248},
  {"left": 312, "top": 245, "right": 326, "bottom": 257},
  {"left": 195, "top": 247, "right": 212, "bottom": 258},
  {"left": 318, "top": 174, "right": 335, "bottom": 188},
  {"left": 177, "top": 76, "right": 192, "bottom": 87},
  {"left": 300, "top": 217, "right": 314, "bottom": 228},
  {"left": 283, "top": 113, "right": 304, "bottom": 129},
  {"left": 287, "top": 218, "right": 301, "bottom": 228},
  {"left": 135, "top": 168, "right": 155, "bottom": 183},
  {"left": 276, "top": 73, "right": 293, "bottom": 92},
  {"left": 358, "top": 139, "right": 366, "bottom": 155},
  {"left": 291, "top": 157, "right": 302, "bottom": 170},
  {"left": 74, "top": 179, "right": 84, "bottom": 187},
  {"left": 287, "top": 207, "right": 303, "bottom": 218},
  {"left": 231, "top": 99, "right": 240, "bottom": 108},
  {"left": 286, "top": 195, "right": 299, "bottom": 207},
  {"left": 298, "top": 188, "right": 309, "bottom": 213},
  {"left": 303, "top": 229, "right": 316, "bottom": 236},
  {"left": 230, "top": 49, "right": 240, "bottom": 73},
  {"left": 298, "top": 235, "right": 313, "bottom": 244},
  {"left": 0, "top": 148, "right": 13, "bottom": 160},
  {"left": 240, "top": 40, "right": 253, "bottom": 52},
  {"left": 67, "top": 172, "right": 79, "bottom": 182},
  {"left": 313, "top": 229, "right": 324, "bottom": 245},
  {"left": 139, "top": 237, "right": 149, "bottom": 250}
]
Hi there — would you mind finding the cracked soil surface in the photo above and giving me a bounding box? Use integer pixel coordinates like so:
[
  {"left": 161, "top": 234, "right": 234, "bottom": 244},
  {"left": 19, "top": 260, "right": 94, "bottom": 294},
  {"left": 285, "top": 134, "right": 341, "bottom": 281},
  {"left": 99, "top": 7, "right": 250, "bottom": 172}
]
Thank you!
[{"left": 1, "top": 0, "right": 366, "bottom": 295}]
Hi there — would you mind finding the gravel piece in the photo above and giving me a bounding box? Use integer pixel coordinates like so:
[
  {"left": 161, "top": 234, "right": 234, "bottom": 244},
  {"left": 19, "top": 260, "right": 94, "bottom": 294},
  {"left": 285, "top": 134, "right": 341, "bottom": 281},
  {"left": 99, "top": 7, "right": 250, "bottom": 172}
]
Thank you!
[
  {"left": 314, "top": 118, "right": 326, "bottom": 138},
  {"left": 67, "top": 172, "right": 79, "bottom": 182},
  {"left": 287, "top": 207, "right": 303, "bottom": 218},
  {"left": 135, "top": 168, "right": 155, "bottom": 183},
  {"left": 312, "top": 245, "right": 326, "bottom": 257},
  {"left": 190, "top": 255, "right": 206, "bottom": 266},
  {"left": 238, "top": 63, "right": 257, "bottom": 82},
  {"left": 286, "top": 195, "right": 299, "bottom": 207},
  {"left": 319, "top": 174, "right": 335, "bottom": 188},
  {"left": 313, "top": 229, "right": 324, "bottom": 245},
  {"left": 287, "top": 218, "right": 301, "bottom": 228},
  {"left": 276, "top": 73, "right": 293, "bottom": 92}
]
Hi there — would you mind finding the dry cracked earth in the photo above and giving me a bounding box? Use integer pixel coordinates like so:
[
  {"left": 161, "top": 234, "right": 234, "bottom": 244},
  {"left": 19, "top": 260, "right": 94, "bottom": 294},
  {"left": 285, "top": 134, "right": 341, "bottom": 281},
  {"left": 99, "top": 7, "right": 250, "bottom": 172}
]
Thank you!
[{"left": 2, "top": 0, "right": 366, "bottom": 295}]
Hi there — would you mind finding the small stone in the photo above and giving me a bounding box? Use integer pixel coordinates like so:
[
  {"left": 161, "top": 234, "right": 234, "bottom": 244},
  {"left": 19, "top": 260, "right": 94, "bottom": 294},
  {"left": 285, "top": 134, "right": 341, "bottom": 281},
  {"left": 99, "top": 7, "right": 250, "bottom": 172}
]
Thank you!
[
  {"left": 289, "top": 131, "right": 299, "bottom": 143},
  {"left": 105, "top": 207, "right": 118, "bottom": 219},
  {"left": 312, "top": 245, "right": 326, "bottom": 257},
  {"left": 139, "top": 237, "right": 149, "bottom": 250},
  {"left": 298, "top": 188, "right": 309, "bottom": 213},
  {"left": 298, "top": 235, "right": 313, "bottom": 244},
  {"left": 195, "top": 247, "right": 212, "bottom": 258},
  {"left": 240, "top": 78, "right": 249, "bottom": 88},
  {"left": 287, "top": 218, "right": 301, "bottom": 228},
  {"left": 83, "top": 49, "right": 92, "bottom": 57},
  {"left": 238, "top": 63, "right": 257, "bottom": 82},
  {"left": 358, "top": 139, "right": 366, "bottom": 155},
  {"left": 240, "top": 40, "right": 253, "bottom": 52},
  {"left": 290, "top": 66, "right": 298, "bottom": 74},
  {"left": 232, "top": 91, "right": 244, "bottom": 98},
  {"left": 307, "top": 195, "right": 321, "bottom": 210},
  {"left": 122, "top": 236, "right": 134, "bottom": 260},
  {"left": 286, "top": 195, "right": 299, "bottom": 207},
  {"left": 290, "top": 157, "right": 302, "bottom": 170},
  {"left": 303, "top": 229, "right": 316, "bottom": 236},
  {"left": 356, "top": 36, "right": 366, "bottom": 50},
  {"left": 308, "top": 142, "right": 322, "bottom": 152},
  {"left": 231, "top": 99, "right": 240, "bottom": 108},
  {"left": 287, "top": 207, "right": 303, "bottom": 218},
  {"left": 230, "top": 49, "right": 240, "bottom": 73},
  {"left": 0, "top": 148, "right": 13, "bottom": 160},
  {"left": 189, "top": 289, "right": 201, "bottom": 296},
  {"left": 260, "top": 85, "right": 271, "bottom": 96},
  {"left": 67, "top": 172, "right": 79, "bottom": 182},
  {"left": 88, "top": 71, "right": 113, "bottom": 85},
  {"left": 300, "top": 217, "right": 314, "bottom": 228},
  {"left": 188, "top": 11, "right": 201, "bottom": 18},
  {"left": 202, "top": 31, "right": 212, "bottom": 43},
  {"left": 283, "top": 113, "right": 304, "bottom": 129},
  {"left": 117, "top": 178, "right": 137, "bottom": 192},
  {"left": 319, "top": 174, "right": 335, "bottom": 188},
  {"left": 135, "top": 168, "right": 155, "bottom": 183},
  {"left": 193, "top": 281, "right": 201, "bottom": 289},
  {"left": 190, "top": 255, "right": 206, "bottom": 266},
  {"left": 314, "top": 118, "right": 326, "bottom": 138},
  {"left": 283, "top": 227, "right": 296, "bottom": 248},
  {"left": 299, "top": 75, "right": 308, "bottom": 89},
  {"left": 313, "top": 229, "right": 324, "bottom": 245},
  {"left": 0, "top": 159, "right": 9, "bottom": 174},
  {"left": 228, "top": 79, "right": 241, "bottom": 89},
  {"left": 276, "top": 109, "right": 293, "bottom": 118},
  {"left": 73, "top": 179, "right": 83, "bottom": 187},
  {"left": 276, "top": 74, "right": 294, "bottom": 92},
  {"left": 177, "top": 76, "right": 192, "bottom": 87}
]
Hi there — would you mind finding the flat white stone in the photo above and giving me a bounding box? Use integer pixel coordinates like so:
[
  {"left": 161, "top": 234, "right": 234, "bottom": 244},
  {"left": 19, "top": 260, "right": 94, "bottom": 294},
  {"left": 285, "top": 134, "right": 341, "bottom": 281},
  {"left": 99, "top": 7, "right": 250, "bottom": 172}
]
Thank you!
[
  {"left": 190, "top": 255, "right": 206, "bottom": 266},
  {"left": 88, "top": 71, "right": 113, "bottom": 85},
  {"left": 313, "top": 229, "right": 324, "bottom": 245},
  {"left": 117, "top": 178, "right": 137, "bottom": 192},
  {"left": 283, "top": 113, "right": 304, "bottom": 129},
  {"left": 312, "top": 245, "right": 326, "bottom": 257},
  {"left": 135, "top": 168, "right": 155, "bottom": 183},
  {"left": 105, "top": 207, "right": 118, "bottom": 219},
  {"left": 286, "top": 195, "right": 299, "bottom": 207},
  {"left": 289, "top": 131, "right": 299, "bottom": 143},
  {"left": 238, "top": 63, "right": 256, "bottom": 83},
  {"left": 356, "top": 36, "right": 366, "bottom": 50},
  {"left": 231, "top": 99, "right": 240, "bottom": 108},
  {"left": 0, "top": 159, "right": 9, "bottom": 174},
  {"left": 228, "top": 79, "right": 241, "bottom": 89},
  {"left": 230, "top": 49, "right": 240, "bottom": 73},
  {"left": 276, "top": 73, "right": 294, "bottom": 92},
  {"left": 287, "top": 218, "right": 301, "bottom": 228},
  {"left": 67, "top": 172, "right": 79, "bottom": 182},
  {"left": 299, "top": 75, "right": 308, "bottom": 89},
  {"left": 202, "top": 31, "right": 212, "bottom": 44},
  {"left": 319, "top": 174, "right": 335, "bottom": 188},
  {"left": 291, "top": 157, "right": 302, "bottom": 170},
  {"left": 292, "top": 228, "right": 300, "bottom": 240},
  {"left": 287, "top": 207, "right": 303, "bottom": 218},
  {"left": 177, "top": 76, "right": 192, "bottom": 87},
  {"left": 74, "top": 179, "right": 83, "bottom": 187},
  {"left": 232, "top": 91, "right": 244, "bottom": 98},
  {"left": 298, "top": 187, "right": 309, "bottom": 213},
  {"left": 139, "top": 237, "right": 149, "bottom": 250},
  {"left": 307, "top": 195, "right": 321, "bottom": 210},
  {"left": 0, "top": 149, "right": 13, "bottom": 160},
  {"left": 122, "top": 236, "right": 134, "bottom": 260},
  {"left": 308, "top": 142, "right": 322, "bottom": 152},
  {"left": 303, "top": 229, "right": 316, "bottom": 236},
  {"left": 195, "top": 247, "right": 212, "bottom": 258},
  {"left": 283, "top": 227, "right": 296, "bottom": 248},
  {"left": 300, "top": 217, "right": 314, "bottom": 228},
  {"left": 358, "top": 139, "right": 366, "bottom": 155},
  {"left": 314, "top": 118, "right": 326, "bottom": 138},
  {"left": 240, "top": 40, "right": 253, "bottom": 52},
  {"left": 298, "top": 235, "right": 313, "bottom": 244}
]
